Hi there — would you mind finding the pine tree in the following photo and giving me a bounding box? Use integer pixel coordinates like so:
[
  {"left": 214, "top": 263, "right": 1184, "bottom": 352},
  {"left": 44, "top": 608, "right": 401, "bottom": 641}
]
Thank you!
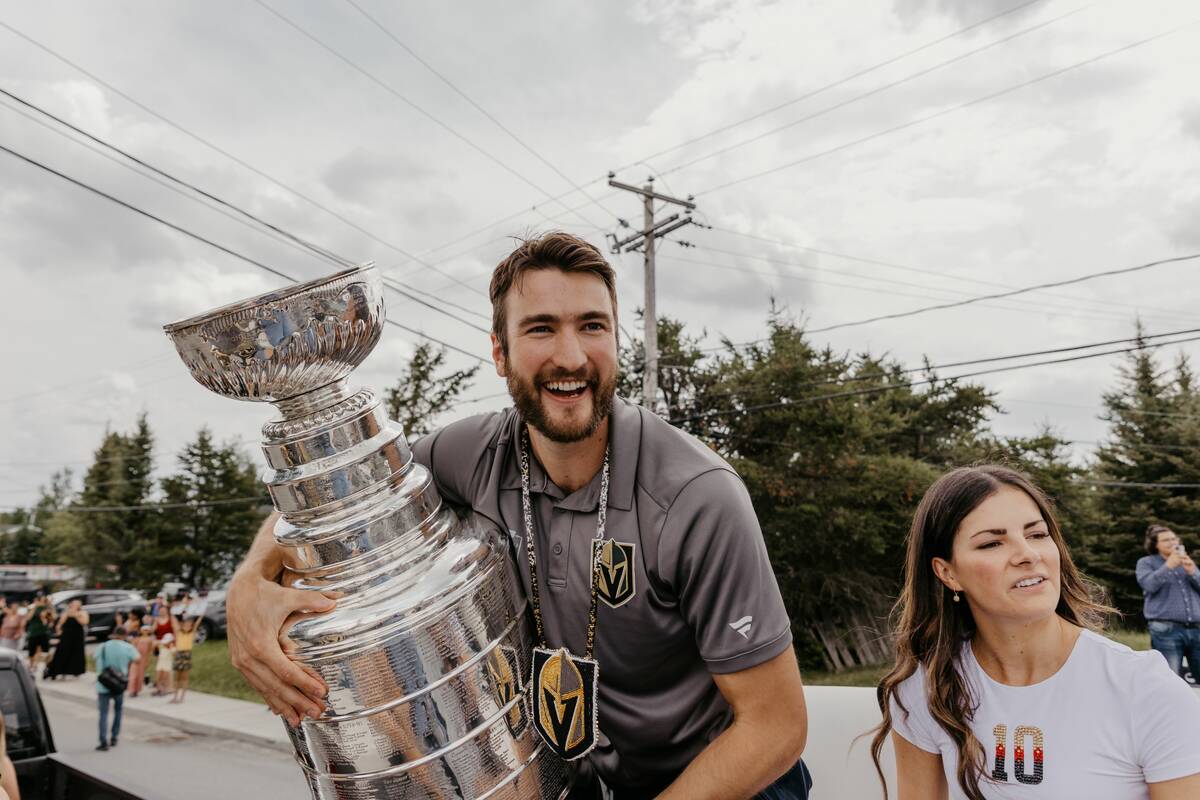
[
  {"left": 1092, "top": 337, "right": 1200, "bottom": 617},
  {"left": 157, "top": 429, "right": 266, "bottom": 588},
  {"left": 384, "top": 343, "right": 479, "bottom": 437}
]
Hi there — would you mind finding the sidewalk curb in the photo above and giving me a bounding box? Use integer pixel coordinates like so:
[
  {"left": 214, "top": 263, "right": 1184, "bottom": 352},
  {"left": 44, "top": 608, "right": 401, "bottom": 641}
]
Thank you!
[{"left": 37, "top": 679, "right": 293, "bottom": 754}]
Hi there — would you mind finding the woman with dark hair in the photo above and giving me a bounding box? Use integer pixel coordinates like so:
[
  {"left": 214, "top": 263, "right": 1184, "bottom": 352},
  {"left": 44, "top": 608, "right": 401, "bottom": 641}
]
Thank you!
[
  {"left": 45, "top": 599, "right": 88, "bottom": 680},
  {"left": 870, "top": 465, "right": 1200, "bottom": 799}
]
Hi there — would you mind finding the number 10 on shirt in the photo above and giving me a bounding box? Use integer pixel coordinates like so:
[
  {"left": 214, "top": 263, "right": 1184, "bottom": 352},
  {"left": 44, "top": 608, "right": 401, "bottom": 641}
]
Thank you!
[{"left": 992, "top": 724, "right": 1045, "bottom": 785}]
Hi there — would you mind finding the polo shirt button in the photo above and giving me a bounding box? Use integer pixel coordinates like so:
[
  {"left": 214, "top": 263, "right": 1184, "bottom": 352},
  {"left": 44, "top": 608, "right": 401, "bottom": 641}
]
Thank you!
[{"left": 553, "top": 543, "right": 563, "bottom": 555}]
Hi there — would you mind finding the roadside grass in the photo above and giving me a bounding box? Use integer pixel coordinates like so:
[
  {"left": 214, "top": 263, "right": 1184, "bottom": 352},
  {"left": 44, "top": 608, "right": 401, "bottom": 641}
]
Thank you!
[
  {"left": 89, "top": 639, "right": 265, "bottom": 704},
  {"left": 105, "top": 629, "right": 1153, "bottom": 700}
]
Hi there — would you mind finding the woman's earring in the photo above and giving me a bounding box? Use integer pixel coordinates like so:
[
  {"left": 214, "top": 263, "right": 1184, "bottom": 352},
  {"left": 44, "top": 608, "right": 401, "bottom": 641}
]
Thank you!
[{"left": 953, "top": 591, "right": 961, "bottom": 603}]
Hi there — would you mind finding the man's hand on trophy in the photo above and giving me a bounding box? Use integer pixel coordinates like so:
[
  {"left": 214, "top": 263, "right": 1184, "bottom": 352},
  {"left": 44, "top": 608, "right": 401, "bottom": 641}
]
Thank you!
[{"left": 227, "top": 566, "right": 335, "bottom": 725}]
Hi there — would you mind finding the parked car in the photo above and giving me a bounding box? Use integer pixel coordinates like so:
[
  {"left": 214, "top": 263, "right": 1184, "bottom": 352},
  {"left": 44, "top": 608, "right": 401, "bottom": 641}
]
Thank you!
[
  {"left": 48, "top": 589, "right": 147, "bottom": 641},
  {"left": 0, "top": 571, "right": 39, "bottom": 603},
  {"left": 0, "top": 646, "right": 147, "bottom": 799}
]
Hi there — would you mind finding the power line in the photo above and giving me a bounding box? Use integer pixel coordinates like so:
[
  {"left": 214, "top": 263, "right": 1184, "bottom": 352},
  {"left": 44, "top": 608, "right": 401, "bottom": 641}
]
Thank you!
[
  {"left": 803, "top": 253, "right": 1200, "bottom": 335},
  {"left": 0, "top": 141, "right": 295, "bottom": 281},
  {"left": 704, "top": 224, "right": 1197, "bottom": 321},
  {"left": 421, "top": 0, "right": 1046, "bottom": 265},
  {"left": 656, "top": 327, "right": 1200, "bottom": 405},
  {"left": 610, "top": 0, "right": 1046, "bottom": 173},
  {"left": 0, "top": 141, "right": 492, "bottom": 364},
  {"left": 660, "top": 1, "right": 1089, "bottom": 177},
  {"left": 697, "top": 18, "right": 1198, "bottom": 195},
  {"left": 668, "top": 244, "right": 1162, "bottom": 327},
  {"left": 0, "top": 93, "right": 349, "bottom": 273},
  {"left": 0, "top": 19, "right": 484, "bottom": 297},
  {"left": 0, "top": 86, "right": 496, "bottom": 336},
  {"left": 655, "top": 250, "right": 1167, "bottom": 329},
  {"left": 1075, "top": 479, "right": 1200, "bottom": 489},
  {"left": 252, "top": 0, "right": 603, "bottom": 233},
  {"left": 342, "top": 0, "right": 618, "bottom": 226},
  {"left": 668, "top": 333, "right": 1200, "bottom": 424},
  {"left": 0, "top": 496, "right": 269, "bottom": 514}
]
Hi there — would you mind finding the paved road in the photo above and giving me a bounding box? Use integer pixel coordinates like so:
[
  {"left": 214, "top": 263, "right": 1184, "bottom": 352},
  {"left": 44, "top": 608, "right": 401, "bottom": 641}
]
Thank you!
[{"left": 42, "top": 694, "right": 309, "bottom": 799}]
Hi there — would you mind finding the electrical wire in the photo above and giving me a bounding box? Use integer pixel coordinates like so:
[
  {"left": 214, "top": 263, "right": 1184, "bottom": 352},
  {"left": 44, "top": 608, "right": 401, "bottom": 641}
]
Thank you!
[
  {"left": 0, "top": 141, "right": 492, "bottom": 364},
  {"left": 342, "top": 0, "right": 619, "bottom": 225},
  {"left": 421, "top": 0, "right": 1048, "bottom": 263},
  {"left": 253, "top": 0, "right": 604, "bottom": 233},
  {"left": 610, "top": 0, "right": 1047, "bottom": 174},
  {"left": 697, "top": 18, "right": 1199, "bottom": 195},
  {"left": 660, "top": 1, "right": 1091, "bottom": 177},
  {"left": 668, "top": 333, "right": 1200, "bottom": 424},
  {"left": 703, "top": 224, "right": 1197, "bottom": 320},
  {"left": 0, "top": 19, "right": 485, "bottom": 296},
  {"left": 662, "top": 246, "right": 1167, "bottom": 327}
]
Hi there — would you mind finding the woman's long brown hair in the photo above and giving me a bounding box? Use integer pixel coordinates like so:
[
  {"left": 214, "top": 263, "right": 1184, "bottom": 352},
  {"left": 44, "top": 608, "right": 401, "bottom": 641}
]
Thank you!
[{"left": 869, "top": 465, "right": 1112, "bottom": 800}]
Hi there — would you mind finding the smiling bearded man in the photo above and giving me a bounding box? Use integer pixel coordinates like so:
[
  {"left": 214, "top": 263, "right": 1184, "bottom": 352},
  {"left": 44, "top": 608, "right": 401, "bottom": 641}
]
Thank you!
[{"left": 224, "top": 232, "right": 811, "bottom": 800}]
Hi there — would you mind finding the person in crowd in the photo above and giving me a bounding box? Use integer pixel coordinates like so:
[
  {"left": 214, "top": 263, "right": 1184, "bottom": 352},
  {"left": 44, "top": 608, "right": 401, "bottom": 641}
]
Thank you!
[
  {"left": 0, "top": 714, "right": 20, "bottom": 800},
  {"left": 23, "top": 600, "right": 51, "bottom": 671},
  {"left": 153, "top": 633, "right": 175, "bottom": 697},
  {"left": 112, "top": 611, "right": 124, "bottom": 635},
  {"left": 871, "top": 465, "right": 1200, "bottom": 799},
  {"left": 152, "top": 604, "right": 173, "bottom": 642},
  {"left": 127, "top": 625, "right": 154, "bottom": 697},
  {"left": 0, "top": 602, "right": 24, "bottom": 652},
  {"left": 123, "top": 608, "right": 144, "bottom": 637},
  {"left": 223, "top": 232, "right": 810, "bottom": 798},
  {"left": 169, "top": 615, "right": 197, "bottom": 703},
  {"left": 93, "top": 627, "right": 139, "bottom": 751},
  {"left": 148, "top": 593, "right": 167, "bottom": 618},
  {"left": 1136, "top": 524, "right": 1200, "bottom": 680},
  {"left": 44, "top": 599, "right": 87, "bottom": 680}
]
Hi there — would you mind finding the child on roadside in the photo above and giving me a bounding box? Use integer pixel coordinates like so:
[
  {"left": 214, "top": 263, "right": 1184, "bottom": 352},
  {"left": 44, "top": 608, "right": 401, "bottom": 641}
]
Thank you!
[
  {"left": 169, "top": 616, "right": 197, "bottom": 703},
  {"left": 127, "top": 626, "right": 154, "bottom": 697},
  {"left": 153, "top": 633, "right": 175, "bottom": 697}
]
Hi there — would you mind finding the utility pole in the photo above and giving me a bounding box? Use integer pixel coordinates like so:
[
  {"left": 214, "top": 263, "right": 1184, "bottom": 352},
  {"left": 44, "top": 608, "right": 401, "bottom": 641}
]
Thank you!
[{"left": 606, "top": 174, "right": 696, "bottom": 413}]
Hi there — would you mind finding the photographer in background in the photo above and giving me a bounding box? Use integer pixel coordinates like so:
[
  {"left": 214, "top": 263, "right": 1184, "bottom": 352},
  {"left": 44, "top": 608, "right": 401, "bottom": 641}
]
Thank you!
[{"left": 1137, "top": 524, "right": 1200, "bottom": 681}]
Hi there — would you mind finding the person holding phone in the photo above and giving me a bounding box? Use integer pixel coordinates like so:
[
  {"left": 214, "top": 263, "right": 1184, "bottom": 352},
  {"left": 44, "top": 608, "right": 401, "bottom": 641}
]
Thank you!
[{"left": 1137, "top": 524, "right": 1200, "bottom": 680}]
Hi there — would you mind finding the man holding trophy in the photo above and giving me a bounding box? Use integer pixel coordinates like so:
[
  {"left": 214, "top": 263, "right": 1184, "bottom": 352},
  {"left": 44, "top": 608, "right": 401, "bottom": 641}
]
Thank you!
[{"left": 213, "top": 232, "right": 810, "bottom": 798}]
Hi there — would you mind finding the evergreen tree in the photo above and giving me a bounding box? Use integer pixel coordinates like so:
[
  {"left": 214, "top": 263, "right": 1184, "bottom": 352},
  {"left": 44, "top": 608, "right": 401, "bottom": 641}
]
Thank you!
[
  {"left": 384, "top": 343, "right": 479, "bottom": 437},
  {"left": 1092, "top": 337, "right": 1200, "bottom": 617},
  {"left": 158, "top": 429, "right": 266, "bottom": 588}
]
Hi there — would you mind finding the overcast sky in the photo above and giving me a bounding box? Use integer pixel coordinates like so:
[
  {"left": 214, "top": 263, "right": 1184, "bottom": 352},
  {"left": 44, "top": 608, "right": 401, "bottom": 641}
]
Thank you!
[{"left": 2, "top": 0, "right": 1198, "bottom": 510}]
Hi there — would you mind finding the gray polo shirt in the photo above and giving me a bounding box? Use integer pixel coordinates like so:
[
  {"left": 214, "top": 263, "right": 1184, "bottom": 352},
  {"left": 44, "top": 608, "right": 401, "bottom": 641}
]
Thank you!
[{"left": 412, "top": 397, "right": 792, "bottom": 795}]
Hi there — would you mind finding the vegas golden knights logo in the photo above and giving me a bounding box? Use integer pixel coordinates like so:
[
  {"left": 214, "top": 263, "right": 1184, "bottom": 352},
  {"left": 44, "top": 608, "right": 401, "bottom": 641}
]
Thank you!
[
  {"left": 594, "top": 539, "right": 636, "bottom": 608},
  {"left": 485, "top": 645, "right": 526, "bottom": 738},
  {"left": 530, "top": 647, "right": 598, "bottom": 760}
]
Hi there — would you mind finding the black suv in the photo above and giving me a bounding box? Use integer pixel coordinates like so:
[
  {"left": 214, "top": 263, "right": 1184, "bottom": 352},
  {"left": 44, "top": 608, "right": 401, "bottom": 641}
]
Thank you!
[
  {"left": 0, "top": 645, "right": 148, "bottom": 798},
  {"left": 48, "top": 589, "right": 147, "bottom": 641}
]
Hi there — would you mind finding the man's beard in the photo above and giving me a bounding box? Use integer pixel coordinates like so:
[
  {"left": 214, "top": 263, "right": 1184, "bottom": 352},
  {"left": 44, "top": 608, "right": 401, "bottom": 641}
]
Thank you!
[{"left": 507, "top": 366, "right": 616, "bottom": 444}]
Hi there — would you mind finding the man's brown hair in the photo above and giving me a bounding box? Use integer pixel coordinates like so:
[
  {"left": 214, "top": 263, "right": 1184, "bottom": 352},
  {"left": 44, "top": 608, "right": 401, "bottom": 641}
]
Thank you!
[{"left": 489, "top": 232, "right": 618, "bottom": 355}]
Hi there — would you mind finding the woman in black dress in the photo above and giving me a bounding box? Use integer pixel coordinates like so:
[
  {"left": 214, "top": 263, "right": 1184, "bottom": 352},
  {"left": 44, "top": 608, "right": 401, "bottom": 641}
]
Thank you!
[{"left": 44, "top": 599, "right": 88, "bottom": 679}]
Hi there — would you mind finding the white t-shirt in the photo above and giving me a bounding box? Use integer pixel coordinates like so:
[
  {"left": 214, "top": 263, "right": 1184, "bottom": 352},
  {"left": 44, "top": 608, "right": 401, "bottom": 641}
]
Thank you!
[{"left": 891, "top": 629, "right": 1200, "bottom": 799}]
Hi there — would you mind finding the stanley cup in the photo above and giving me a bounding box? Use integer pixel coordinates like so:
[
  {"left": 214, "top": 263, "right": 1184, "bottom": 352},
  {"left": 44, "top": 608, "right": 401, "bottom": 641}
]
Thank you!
[{"left": 163, "top": 264, "right": 566, "bottom": 799}]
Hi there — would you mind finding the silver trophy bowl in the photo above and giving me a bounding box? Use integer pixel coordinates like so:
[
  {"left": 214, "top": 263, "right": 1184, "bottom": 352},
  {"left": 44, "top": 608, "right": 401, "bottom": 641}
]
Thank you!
[{"left": 164, "top": 264, "right": 565, "bottom": 800}]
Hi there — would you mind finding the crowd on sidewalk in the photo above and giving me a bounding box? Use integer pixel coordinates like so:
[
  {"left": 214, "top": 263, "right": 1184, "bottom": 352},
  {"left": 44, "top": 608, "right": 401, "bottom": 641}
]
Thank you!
[{"left": 0, "top": 591, "right": 204, "bottom": 752}]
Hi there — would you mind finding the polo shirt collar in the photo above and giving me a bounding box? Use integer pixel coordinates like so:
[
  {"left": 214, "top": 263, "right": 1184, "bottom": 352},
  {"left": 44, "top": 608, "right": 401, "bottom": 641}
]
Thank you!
[{"left": 498, "top": 396, "right": 640, "bottom": 513}]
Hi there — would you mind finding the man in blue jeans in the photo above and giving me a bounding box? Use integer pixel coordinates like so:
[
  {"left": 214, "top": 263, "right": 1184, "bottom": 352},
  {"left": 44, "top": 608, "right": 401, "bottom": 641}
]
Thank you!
[
  {"left": 1136, "top": 524, "right": 1200, "bottom": 680},
  {"left": 94, "top": 627, "right": 140, "bottom": 751}
]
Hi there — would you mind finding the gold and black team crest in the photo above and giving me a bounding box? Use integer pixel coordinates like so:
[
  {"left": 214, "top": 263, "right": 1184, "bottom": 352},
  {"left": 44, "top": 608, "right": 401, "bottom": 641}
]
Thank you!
[
  {"left": 594, "top": 539, "right": 636, "bottom": 608},
  {"left": 530, "top": 646, "right": 598, "bottom": 760},
  {"left": 485, "top": 645, "right": 526, "bottom": 738}
]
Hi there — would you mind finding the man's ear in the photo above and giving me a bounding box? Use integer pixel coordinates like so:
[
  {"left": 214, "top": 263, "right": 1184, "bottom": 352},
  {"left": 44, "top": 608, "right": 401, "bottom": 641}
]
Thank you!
[
  {"left": 490, "top": 333, "right": 507, "bottom": 378},
  {"left": 932, "top": 557, "right": 962, "bottom": 593}
]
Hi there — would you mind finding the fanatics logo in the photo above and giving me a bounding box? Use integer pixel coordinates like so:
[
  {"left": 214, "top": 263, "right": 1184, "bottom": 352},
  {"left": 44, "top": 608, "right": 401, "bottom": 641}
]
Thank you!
[{"left": 729, "top": 615, "right": 753, "bottom": 639}]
